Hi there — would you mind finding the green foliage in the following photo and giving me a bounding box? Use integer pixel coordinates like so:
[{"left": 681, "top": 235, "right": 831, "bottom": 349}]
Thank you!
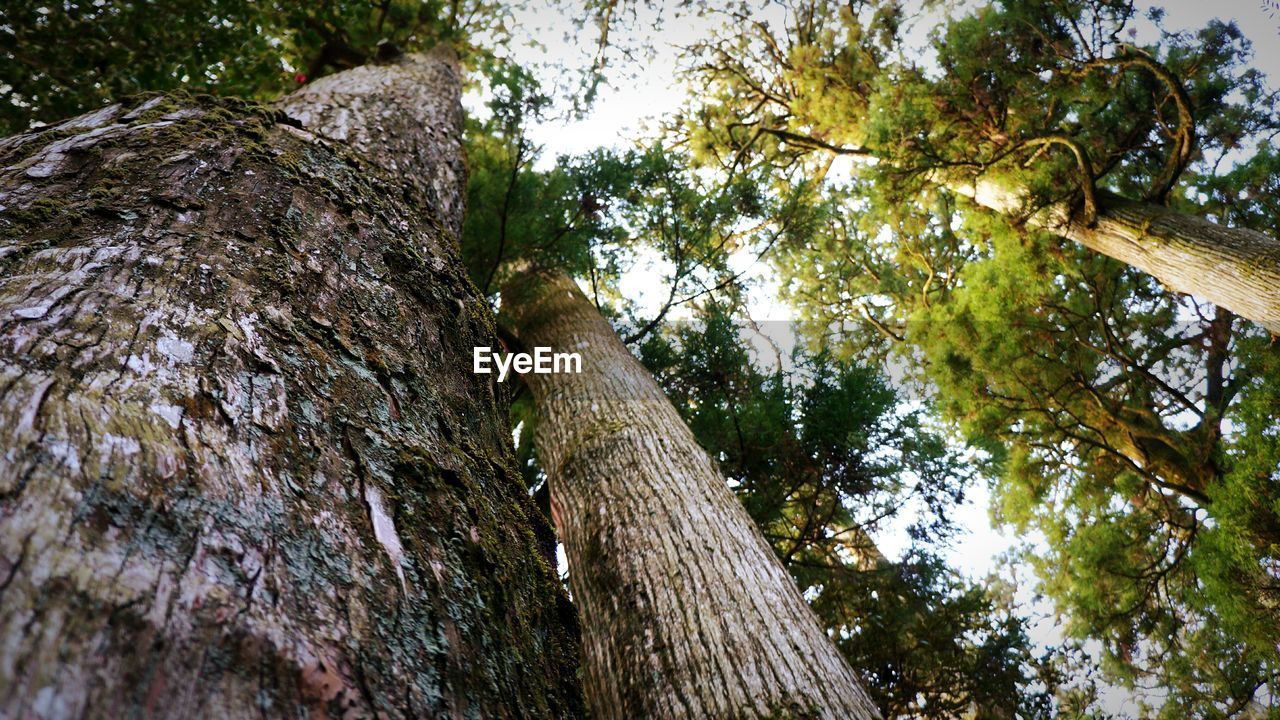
[
  {"left": 1, "top": 0, "right": 286, "bottom": 133},
  {"left": 461, "top": 76, "right": 1055, "bottom": 717},
  {"left": 636, "top": 305, "right": 1052, "bottom": 719},
  {"left": 461, "top": 60, "right": 606, "bottom": 294},
  {"left": 685, "top": 0, "right": 1280, "bottom": 713},
  {"left": 460, "top": 61, "right": 810, "bottom": 345},
  {"left": 1195, "top": 337, "right": 1280, "bottom": 658},
  {"left": 14, "top": 0, "right": 1280, "bottom": 713},
  {"left": 776, "top": 170, "right": 1280, "bottom": 715},
  {"left": 0, "top": 0, "right": 515, "bottom": 135}
]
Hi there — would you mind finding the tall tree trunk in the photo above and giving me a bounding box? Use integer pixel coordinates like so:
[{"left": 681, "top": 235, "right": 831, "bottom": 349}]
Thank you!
[
  {"left": 0, "top": 48, "right": 582, "bottom": 719},
  {"left": 945, "top": 175, "right": 1280, "bottom": 334},
  {"left": 501, "top": 267, "right": 881, "bottom": 720}
]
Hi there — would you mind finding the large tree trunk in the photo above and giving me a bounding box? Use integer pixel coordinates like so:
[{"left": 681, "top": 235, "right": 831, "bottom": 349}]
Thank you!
[
  {"left": 946, "top": 175, "right": 1280, "bottom": 334},
  {"left": 0, "top": 48, "right": 582, "bottom": 719},
  {"left": 501, "top": 267, "right": 881, "bottom": 720}
]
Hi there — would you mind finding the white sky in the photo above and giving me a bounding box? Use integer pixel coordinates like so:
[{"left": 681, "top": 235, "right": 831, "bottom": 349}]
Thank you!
[{"left": 480, "top": 1, "right": 1280, "bottom": 715}]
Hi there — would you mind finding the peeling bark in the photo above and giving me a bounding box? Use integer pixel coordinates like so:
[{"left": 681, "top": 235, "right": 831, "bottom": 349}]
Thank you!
[
  {"left": 502, "top": 267, "right": 881, "bottom": 720},
  {"left": 0, "top": 49, "right": 581, "bottom": 719}
]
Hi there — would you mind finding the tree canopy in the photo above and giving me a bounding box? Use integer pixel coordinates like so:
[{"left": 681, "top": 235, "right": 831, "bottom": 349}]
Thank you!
[
  {"left": 682, "top": 0, "right": 1280, "bottom": 713},
  {"left": 5, "top": 0, "right": 1278, "bottom": 716}
]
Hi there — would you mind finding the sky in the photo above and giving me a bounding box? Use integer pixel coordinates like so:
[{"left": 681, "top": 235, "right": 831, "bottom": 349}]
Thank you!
[
  {"left": 503, "top": 0, "right": 1280, "bottom": 151},
  {"left": 477, "top": 1, "right": 1280, "bottom": 714}
]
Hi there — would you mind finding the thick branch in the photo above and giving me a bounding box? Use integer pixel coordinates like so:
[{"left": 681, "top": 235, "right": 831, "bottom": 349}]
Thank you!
[{"left": 943, "top": 177, "right": 1280, "bottom": 333}]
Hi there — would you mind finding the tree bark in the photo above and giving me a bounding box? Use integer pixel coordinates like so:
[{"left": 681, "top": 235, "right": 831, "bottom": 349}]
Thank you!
[
  {"left": 0, "top": 48, "right": 582, "bottom": 719},
  {"left": 945, "top": 175, "right": 1280, "bottom": 334},
  {"left": 501, "top": 267, "right": 881, "bottom": 720}
]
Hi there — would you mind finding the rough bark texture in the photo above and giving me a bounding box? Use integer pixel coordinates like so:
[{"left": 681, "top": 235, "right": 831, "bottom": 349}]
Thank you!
[
  {"left": 0, "top": 49, "right": 582, "bottom": 719},
  {"left": 502, "top": 267, "right": 881, "bottom": 720},
  {"left": 950, "top": 176, "right": 1280, "bottom": 334},
  {"left": 276, "top": 49, "right": 466, "bottom": 242}
]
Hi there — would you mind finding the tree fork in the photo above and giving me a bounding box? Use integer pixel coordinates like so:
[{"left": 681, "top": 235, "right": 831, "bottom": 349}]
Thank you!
[
  {"left": 501, "top": 266, "right": 881, "bottom": 720},
  {"left": 0, "top": 47, "right": 582, "bottom": 718}
]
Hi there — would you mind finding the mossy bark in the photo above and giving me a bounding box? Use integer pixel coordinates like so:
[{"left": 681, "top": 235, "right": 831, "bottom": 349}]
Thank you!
[
  {"left": 0, "top": 50, "right": 582, "bottom": 719},
  {"left": 501, "top": 267, "right": 881, "bottom": 720}
]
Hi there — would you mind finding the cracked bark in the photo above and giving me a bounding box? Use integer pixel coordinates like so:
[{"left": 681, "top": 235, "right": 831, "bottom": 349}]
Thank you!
[
  {"left": 501, "top": 267, "right": 881, "bottom": 720},
  {"left": 0, "top": 47, "right": 582, "bottom": 718}
]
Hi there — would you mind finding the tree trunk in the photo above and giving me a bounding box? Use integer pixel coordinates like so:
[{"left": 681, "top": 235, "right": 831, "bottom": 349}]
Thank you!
[
  {"left": 947, "top": 175, "right": 1280, "bottom": 334},
  {"left": 0, "top": 48, "right": 582, "bottom": 719},
  {"left": 501, "top": 267, "right": 881, "bottom": 720}
]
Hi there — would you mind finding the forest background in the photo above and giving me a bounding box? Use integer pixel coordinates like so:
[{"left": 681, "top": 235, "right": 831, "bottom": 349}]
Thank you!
[{"left": 3, "top": 0, "right": 1280, "bottom": 717}]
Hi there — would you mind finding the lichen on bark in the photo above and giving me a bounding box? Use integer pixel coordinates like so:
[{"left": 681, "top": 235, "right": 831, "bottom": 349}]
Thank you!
[{"left": 0, "top": 52, "right": 582, "bottom": 719}]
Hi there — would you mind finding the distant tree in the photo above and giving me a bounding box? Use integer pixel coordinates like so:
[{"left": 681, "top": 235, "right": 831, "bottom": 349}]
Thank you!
[
  {"left": 684, "top": 0, "right": 1280, "bottom": 712},
  {"left": 461, "top": 62, "right": 1074, "bottom": 716},
  {"left": 638, "top": 306, "right": 1056, "bottom": 719},
  {"left": 465, "top": 81, "right": 881, "bottom": 714},
  {"left": 501, "top": 267, "right": 880, "bottom": 719},
  {"left": 1, "top": 2, "right": 889, "bottom": 718},
  {"left": 687, "top": 0, "right": 1280, "bottom": 331}
]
